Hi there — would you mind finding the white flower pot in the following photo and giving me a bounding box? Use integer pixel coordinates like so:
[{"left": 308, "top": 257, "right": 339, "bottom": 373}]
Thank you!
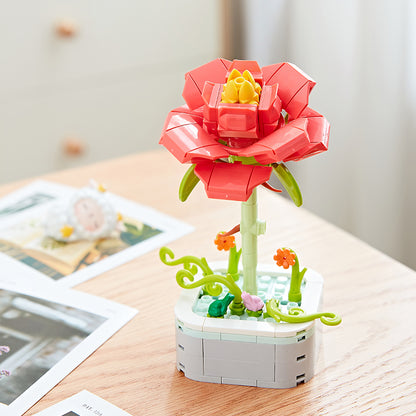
[{"left": 174, "top": 262, "right": 324, "bottom": 388}]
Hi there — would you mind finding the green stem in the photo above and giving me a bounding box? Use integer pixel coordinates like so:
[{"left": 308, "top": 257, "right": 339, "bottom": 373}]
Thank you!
[
  {"left": 241, "top": 188, "right": 258, "bottom": 295},
  {"left": 288, "top": 253, "right": 306, "bottom": 303}
]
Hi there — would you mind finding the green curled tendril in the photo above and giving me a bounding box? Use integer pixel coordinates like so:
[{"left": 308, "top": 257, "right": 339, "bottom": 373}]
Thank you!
[
  {"left": 159, "top": 247, "right": 213, "bottom": 275},
  {"left": 266, "top": 299, "right": 341, "bottom": 326},
  {"left": 159, "top": 247, "right": 242, "bottom": 302},
  {"left": 176, "top": 269, "right": 242, "bottom": 302},
  {"left": 176, "top": 269, "right": 223, "bottom": 297}
]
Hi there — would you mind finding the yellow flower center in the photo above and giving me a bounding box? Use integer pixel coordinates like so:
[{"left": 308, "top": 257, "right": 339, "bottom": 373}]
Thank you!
[{"left": 221, "top": 69, "right": 262, "bottom": 105}]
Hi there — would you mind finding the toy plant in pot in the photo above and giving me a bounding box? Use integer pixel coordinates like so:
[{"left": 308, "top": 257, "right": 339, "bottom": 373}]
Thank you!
[{"left": 159, "top": 59, "right": 341, "bottom": 388}]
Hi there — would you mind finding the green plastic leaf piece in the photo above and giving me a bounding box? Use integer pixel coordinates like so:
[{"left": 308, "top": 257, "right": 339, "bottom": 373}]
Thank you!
[
  {"left": 283, "top": 248, "right": 306, "bottom": 303},
  {"left": 227, "top": 246, "right": 242, "bottom": 281},
  {"left": 179, "top": 164, "right": 200, "bottom": 202},
  {"left": 266, "top": 299, "right": 342, "bottom": 326},
  {"left": 228, "top": 155, "right": 259, "bottom": 165},
  {"left": 272, "top": 163, "right": 303, "bottom": 207},
  {"left": 208, "top": 293, "right": 234, "bottom": 317}
]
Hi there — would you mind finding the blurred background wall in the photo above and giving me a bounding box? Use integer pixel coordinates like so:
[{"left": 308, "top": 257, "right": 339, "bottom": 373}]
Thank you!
[
  {"left": 1, "top": 0, "right": 415, "bottom": 270},
  {"left": 0, "top": 0, "right": 221, "bottom": 181},
  {"left": 224, "top": 0, "right": 416, "bottom": 271}
]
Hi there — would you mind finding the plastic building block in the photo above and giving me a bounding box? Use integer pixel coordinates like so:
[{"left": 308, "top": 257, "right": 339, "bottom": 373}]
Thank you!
[
  {"left": 159, "top": 59, "right": 340, "bottom": 390},
  {"left": 262, "top": 62, "right": 316, "bottom": 119},
  {"left": 208, "top": 293, "right": 234, "bottom": 317},
  {"left": 241, "top": 291, "right": 264, "bottom": 313},
  {"left": 272, "top": 164, "right": 303, "bottom": 207},
  {"left": 222, "top": 377, "right": 257, "bottom": 387},
  {"left": 194, "top": 162, "right": 272, "bottom": 201},
  {"left": 204, "top": 339, "right": 275, "bottom": 381},
  {"left": 174, "top": 288, "right": 206, "bottom": 332},
  {"left": 258, "top": 84, "right": 282, "bottom": 138},
  {"left": 183, "top": 58, "right": 232, "bottom": 110},
  {"left": 290, "top": 115, "right": 330, "bottom": 161},
  {"left": 160, "top": 111, "right": 229, "bottom": 164},
  {"left": 243, "top": 119, "right": 311, "bottom": 165},
  {"left": 218, "top": 103, "right": 259, "bottom": 139},
  {"left": 202, "top": 82, "right": 221, "bottom": 118},
  {"left": 174, "top": 262, "right": 321, "bottom": 388},
  {"left": 258, "top": 84, "right": 282, "bottom": 124},
  {"left": 220, "top": 333, "right": 257, "bottom": 343},
  {"left": 226, "top": 60, "right": 263, "bottom": 86},
  {"left": 202, "top": 82, "right": 222, "bottom": 135},
  {"left": 160, "top": 59, "right": 331, "bottom": 202}
]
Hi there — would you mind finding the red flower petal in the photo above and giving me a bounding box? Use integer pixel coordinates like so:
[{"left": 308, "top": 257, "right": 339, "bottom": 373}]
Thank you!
[
  {"left": 226, "top": 60, "right": 263, "bottom": 85},
  {"left": 230, "top": 119, "right": 311, "bottom": 164},
  {"left": 160, "top": 109, "right": 228, "bottom": 163},
  {"left": 182, "top": 58, "right": 232, "bottom": 110},
  {"left": 282, "top": 109, "right": 330, "bottom": 161},
  {"left": 262, "top": 62, "right": 315, "bottom": 119},
  {"left": 261, "top": 63, "right": 285, "bottom": 85},
  {"left": 194, "top": 162, "right": 272, "bottom": 201}
]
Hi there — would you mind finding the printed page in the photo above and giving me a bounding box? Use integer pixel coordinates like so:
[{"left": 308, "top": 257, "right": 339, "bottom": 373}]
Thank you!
[
  {"left": 0, "top": 278, "right": 137, "bottom": 416},
  {"left": 33, "top": 390, "right": 132, "bottom": 416},
  {"left": 0, "top": 181, "right": 193, "bottom": 287}
]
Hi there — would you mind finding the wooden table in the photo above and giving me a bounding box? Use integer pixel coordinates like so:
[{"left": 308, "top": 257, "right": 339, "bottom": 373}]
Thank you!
[{"left": 4, "top": 150, "right": 414, "bottom": 415}]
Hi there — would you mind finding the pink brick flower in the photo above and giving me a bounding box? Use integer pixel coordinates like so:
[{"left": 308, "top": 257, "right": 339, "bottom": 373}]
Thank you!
[
  {"left": 160, "top": 59, "right": 329, "bottom": 201},
  {"left": 241, "top": 291, "right": 264, "bottom": 312}
]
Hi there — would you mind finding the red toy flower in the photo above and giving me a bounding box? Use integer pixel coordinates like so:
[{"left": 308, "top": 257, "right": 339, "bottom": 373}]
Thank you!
[
  {"left": 274, "top": 248, "right": 296, "bottom": 269},
  {"left": 160, "top": 59, "right": 329, "bottom": 202},
  {"left": 214, "top": 233, "right": 236, "bottom": 251}
]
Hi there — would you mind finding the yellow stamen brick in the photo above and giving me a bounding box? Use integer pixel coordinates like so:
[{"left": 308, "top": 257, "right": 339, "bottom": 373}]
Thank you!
[
  {"left": 243, "top": 70, "right": 255, "bottom": 86},
  {"left": 221, "top": 79, "right": 239, "bottom": 103},
  {"left": 221, "top": 69, "right": 261, "bottom": 105},
  {"left": 239, "top": 80, "right": 256, "bottom": 104},
  {"left": 227, "top": 68, "right": 242, "bottom": 82}
]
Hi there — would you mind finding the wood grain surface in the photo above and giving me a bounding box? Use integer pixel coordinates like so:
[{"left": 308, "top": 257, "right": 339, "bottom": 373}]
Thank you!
[{"left": 4, "top": 150, "right": 414, "bottom": 416}]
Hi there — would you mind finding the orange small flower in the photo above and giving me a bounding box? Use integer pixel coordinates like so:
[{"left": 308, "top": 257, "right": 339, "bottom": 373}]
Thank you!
[
  {"left": 214, "top": 233, "right": 236, "bottom": 251},
  {"left": 274, "top": 248, "right": 296, "bottom": 269}
]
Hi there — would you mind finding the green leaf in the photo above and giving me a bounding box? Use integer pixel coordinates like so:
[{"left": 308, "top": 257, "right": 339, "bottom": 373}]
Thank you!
[
  {"left": 272, "top": 163, "right": 303, "bottom": 207},
  {"left": 179, "top": 164, "right": 200, "bottom": 202}
]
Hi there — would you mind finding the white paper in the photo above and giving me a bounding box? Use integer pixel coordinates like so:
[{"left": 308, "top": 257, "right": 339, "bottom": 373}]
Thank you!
[
  {"left": 0, "top": 278, "right": 137, "bottom": 416},
  {"left": 0, "top": 180, "right": 193, "bottom": 287},
  {"left": 33, "top": 390, "right": 132, "bottom": 416}
]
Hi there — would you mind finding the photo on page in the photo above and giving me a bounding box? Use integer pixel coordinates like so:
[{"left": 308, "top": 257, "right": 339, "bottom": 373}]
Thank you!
[
  {"left": 0, "top": 278, "right": 136, "bottom": 416},
  {"left": 0, "top": 181, "right": 193, "bottom": 287}
]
